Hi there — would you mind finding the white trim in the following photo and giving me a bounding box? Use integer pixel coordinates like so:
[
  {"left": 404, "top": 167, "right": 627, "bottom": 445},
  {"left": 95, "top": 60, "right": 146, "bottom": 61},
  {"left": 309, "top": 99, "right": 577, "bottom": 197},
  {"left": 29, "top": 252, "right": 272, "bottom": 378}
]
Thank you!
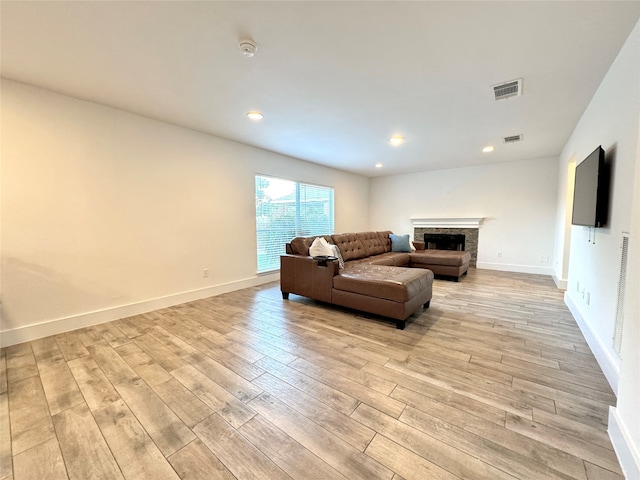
[
  {"left": 476, "top": 262, "right": 554, "bottom": 276},
  {"left": 411, "top": 217, "right": 484, "bottom": 229},
  {"left": 608, "top": 406, "right": 640, "bottom": 480},
  {"left": 552, "top": 274, "right": 568, "bottom": 290},
  {"left": 0, "top": 273, "right": 280, "bottom": 347},
  {"left": 564, "top": 291, "right": 620, "bottom": 394}
]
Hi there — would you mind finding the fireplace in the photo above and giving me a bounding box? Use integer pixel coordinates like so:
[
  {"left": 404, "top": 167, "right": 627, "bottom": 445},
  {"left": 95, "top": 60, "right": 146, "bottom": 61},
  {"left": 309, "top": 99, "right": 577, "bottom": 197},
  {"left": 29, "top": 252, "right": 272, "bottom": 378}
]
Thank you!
[
  {"left": 424, "top": 233, "right": 465, "bottom": 251},
  {"left": 414, "top": 226, "right": 479, "bottom": 267}
]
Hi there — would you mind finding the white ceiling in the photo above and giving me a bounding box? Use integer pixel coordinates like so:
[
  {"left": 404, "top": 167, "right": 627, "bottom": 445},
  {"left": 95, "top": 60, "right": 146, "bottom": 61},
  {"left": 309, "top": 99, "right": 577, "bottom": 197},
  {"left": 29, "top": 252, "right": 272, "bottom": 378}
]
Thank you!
[{"left": 2, "top": 1, "right": 639, "bottom": 177}]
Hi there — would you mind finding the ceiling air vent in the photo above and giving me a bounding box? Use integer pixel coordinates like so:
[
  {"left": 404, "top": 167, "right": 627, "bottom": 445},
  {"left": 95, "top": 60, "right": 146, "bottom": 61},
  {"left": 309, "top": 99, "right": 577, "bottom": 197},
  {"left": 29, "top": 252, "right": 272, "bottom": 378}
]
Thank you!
[
  {"left": 493, "top": 79, "right": 522, "bottom": 100},
  {"left": 503, "top": 134, "right": 523, "bottom": 144}
]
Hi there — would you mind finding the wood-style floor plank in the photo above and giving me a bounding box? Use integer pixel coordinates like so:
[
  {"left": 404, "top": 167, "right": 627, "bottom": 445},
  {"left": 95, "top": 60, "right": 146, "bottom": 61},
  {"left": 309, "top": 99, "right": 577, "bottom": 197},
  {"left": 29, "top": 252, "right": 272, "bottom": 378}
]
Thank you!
[
  {"left": 67, "top": 356, "right": 120, "bottom": 411},
  {"left": 2, "top": 269, "right": 624, "bottom": 480},
  {"left": 171, "top": 364, "right": 257, "bottom": 428},
  {"left": 8, "top": 376, "right": 56, "bottom": 456},
  {"left": 238, "top": 414, "right": 349, "bottom": 480},
  {"left": 253, "top": 371, "right": 376, "bottom": 451},
  {"left": 52, "top": 403, "right": 123, "bottom": 480},
  {"left": 0, "top": 393, "right": 12, "bottom": 480},
  {"left": 114, "top": 377, "right": 196, "bottom": 457},
  {"left": 116, "top": 342, "right": 174, "bottom": 387},
  {"left": 153, "top": 377, "right": 214, "bottom": 429},
  {"left": 11, "top": 438, "right": 67, "bottom": 480},
  {"left": 351, "top": 403, "right": 517, "bottom": 480},
  {"left": 364, "top": 434, "right": 461, "bottom": 480},
  {"left": 168, "top": 439, "right": 236, "bottom": 480},
  {"left": 249, "top": 392, "right": 394, "bottom": 480},
  {"left": 5, "top": 344, "right": 38, "bottom": 385},
  {"left": 0, "top": 349, "right": 8, "bottom": 395},
  {"left": 193, "top": 413, "right": 291, "bottom": 480},
  {"left": 93, "top": 399, "right": 180, "bottom": 480}
]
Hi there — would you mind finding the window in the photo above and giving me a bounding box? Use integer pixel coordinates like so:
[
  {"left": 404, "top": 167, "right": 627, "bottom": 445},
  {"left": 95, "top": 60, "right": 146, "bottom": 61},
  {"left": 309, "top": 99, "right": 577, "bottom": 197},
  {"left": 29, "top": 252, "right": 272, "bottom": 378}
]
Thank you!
[{"left": 255, "top": 175, "right": 334, "bottom": 273}]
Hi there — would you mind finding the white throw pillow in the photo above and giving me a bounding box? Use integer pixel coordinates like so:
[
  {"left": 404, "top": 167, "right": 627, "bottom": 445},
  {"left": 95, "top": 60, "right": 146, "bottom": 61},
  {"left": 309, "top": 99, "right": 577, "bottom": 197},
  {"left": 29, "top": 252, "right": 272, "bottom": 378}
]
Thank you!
[
  {"left": 309, "top": 237, "right": 334, "bottom": 257},
  {"left": 309, "top": 237, "right": 345, "bottom": 269}
]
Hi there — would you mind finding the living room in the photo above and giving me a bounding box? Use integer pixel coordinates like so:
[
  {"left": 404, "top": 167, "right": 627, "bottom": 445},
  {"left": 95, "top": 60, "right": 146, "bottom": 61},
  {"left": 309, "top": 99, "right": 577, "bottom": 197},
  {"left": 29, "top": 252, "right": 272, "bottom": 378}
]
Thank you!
[{"left": 2, "top": 2, "right": 639, "bottom": 479}]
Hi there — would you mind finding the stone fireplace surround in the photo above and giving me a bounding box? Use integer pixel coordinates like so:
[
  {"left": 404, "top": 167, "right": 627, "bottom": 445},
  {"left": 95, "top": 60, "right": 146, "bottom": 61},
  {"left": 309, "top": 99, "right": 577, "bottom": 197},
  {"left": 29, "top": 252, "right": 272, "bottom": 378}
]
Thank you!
[{"left": 412, "top": 218, "right": 483, "bottom": 268}]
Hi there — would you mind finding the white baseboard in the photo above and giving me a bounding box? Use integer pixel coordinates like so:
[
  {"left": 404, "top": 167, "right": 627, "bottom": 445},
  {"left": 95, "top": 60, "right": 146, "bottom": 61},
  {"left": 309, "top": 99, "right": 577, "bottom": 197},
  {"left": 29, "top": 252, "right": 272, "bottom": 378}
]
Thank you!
[
  {"left": 552, "top": 274, "right": 568, "bottom": 290},
  {"left": 564, "top": 291, "right": 620, "bottom": 394},
  {"left": 609, "top": 406, "right": 640, "bottom": 480},
  {"left": 476, "top": 262, "right": 554, "bottom": 276},
  {"left": 0, "top": 273, "right": 280, "bottom": 347}
]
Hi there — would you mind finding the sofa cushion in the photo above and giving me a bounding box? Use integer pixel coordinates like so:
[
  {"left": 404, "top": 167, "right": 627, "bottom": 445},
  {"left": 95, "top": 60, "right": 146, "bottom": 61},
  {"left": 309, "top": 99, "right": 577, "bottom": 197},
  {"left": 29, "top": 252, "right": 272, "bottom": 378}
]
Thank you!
[
  {"left": 356, "top": 232, "right": 386, "bottom": 257},
  {"left": 331, "top": 233, "right": 368, "bottom": 261},
  {"left": 365, "top": 252, "right": 411, "bottom": 267},
  {"left": 334, "top": 264, "right": 432, "bottom": 303},
  {"left": 410, "top": 249, "right": 471, "bottom": 266},
  {"left": 390, "top": 234, "right": 412, "bottom": 252}
]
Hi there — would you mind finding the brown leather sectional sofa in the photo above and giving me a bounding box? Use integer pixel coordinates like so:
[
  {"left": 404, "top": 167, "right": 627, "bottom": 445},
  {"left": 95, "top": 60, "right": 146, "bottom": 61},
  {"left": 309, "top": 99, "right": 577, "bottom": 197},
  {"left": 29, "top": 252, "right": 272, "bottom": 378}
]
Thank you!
[{"left": 280, "top": 231, "right": 470, "bottom": 329}]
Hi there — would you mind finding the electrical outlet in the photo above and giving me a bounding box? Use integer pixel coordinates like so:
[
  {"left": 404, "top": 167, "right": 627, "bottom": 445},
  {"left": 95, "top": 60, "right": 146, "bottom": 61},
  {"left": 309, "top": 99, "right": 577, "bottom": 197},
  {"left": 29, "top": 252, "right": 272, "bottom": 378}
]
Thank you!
[
  {"left": 586, "top": 292, "right": 590, "bottom": 305},
  {"left": 203, "top": 269, "right": 209, "bottom": 278},
  {"left": 540, "top": 255, "right": 549, "bottom": 264},
  {"left": 497, "top": 251, "right": 502, "bottom": 258}
]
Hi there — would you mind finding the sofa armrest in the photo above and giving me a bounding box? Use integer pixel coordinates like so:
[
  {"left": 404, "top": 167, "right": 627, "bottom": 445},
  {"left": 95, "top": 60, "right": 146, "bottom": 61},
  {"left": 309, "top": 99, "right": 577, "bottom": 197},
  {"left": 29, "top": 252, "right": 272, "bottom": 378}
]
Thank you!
[
  {"left": 280, "top": 254, "right": 339, "bottom": 303},
  {"left": 412, "top": 240, "right": 426, "bottom": 251}
]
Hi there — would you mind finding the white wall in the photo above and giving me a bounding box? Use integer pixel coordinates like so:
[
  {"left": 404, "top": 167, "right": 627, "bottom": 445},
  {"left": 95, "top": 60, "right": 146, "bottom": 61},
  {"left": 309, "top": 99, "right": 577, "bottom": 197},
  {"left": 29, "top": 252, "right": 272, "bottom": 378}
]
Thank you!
[
  {"left": 369, "top": 157, "right": 559, "bottom": 275},
  {"left": 0, "top": 80, "right": 370, "bottom": 346},
  {"left": 561, "top": 21, "right": 639, "bottom": 390},
  {"left": 551, "top": 157, "right": 575, "bottom": 289},
  {"left": 612, "top": 119, "right": 640, "bottom": 480},
  {"left": 556, "top": 21, "right": 640, "bottom": 478}
]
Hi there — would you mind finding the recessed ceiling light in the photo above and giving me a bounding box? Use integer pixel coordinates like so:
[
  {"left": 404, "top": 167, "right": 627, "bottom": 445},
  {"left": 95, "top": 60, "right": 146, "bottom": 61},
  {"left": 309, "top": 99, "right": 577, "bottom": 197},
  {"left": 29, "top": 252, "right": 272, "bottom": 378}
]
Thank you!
[
  {"left": 375, "top": 163, "right": 383, "bottom": 168},
  {"left": 390, "top": 135, "right": 405, "bottom": 146},
  {"left": 246, "top": 111, "right": 263, "bottom": 121},
  {"left": 482, "top": 145, "right": 495, "bottom": 153}
]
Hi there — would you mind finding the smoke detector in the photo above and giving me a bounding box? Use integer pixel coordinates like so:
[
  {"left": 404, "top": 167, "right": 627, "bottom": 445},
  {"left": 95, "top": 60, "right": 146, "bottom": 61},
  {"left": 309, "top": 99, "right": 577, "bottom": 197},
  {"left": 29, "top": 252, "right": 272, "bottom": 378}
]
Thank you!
[{"left": 238, "top": 39, "right": 258, "bottom": 57}]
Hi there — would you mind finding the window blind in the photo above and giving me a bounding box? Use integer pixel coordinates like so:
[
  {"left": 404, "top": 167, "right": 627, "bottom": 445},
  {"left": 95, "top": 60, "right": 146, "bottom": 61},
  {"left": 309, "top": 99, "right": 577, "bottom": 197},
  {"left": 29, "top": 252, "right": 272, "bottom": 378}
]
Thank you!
[{"left": 255, "top": 175, "right": 334, "bottom": 273}]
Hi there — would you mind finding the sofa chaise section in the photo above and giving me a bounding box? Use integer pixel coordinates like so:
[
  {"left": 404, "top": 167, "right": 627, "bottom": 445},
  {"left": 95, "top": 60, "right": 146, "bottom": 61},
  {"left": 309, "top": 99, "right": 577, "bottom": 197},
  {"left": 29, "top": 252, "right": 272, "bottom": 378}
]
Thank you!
[
  {"left": 332, "top": 264, "right": 432, "bottom": 329},
  {"left": 410, "top": 242, "right": 471, "bottom": 281}
]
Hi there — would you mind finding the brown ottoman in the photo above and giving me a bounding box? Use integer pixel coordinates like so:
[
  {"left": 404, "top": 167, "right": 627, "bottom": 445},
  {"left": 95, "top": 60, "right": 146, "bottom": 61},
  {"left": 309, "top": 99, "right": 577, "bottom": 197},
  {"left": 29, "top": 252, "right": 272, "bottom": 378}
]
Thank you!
[
  {"left": 331, "top": 264, "right": 433, "bottom": 329},
  {"left": 410, "top": 250, "right": 471, "bottom": 281}
]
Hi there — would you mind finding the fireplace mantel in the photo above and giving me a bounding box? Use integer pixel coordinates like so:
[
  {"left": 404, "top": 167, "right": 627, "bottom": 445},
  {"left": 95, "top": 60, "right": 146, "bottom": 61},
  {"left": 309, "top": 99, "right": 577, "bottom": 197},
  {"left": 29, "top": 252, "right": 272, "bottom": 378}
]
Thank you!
[{"left": 411, "top": 217, "right": 484, "bottom": 229}]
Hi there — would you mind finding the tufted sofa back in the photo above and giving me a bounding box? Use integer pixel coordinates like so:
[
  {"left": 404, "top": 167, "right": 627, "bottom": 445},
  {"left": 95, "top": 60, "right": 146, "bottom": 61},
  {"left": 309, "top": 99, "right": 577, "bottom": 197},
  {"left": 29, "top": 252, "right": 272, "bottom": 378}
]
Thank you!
[
  {"left": 356, "top": 232, "right": 386, "bottom": 257},
  {"left": 330, "top": 233, "right": 368, "bottom": 261},
  {"left": 377, "top": 231, "right": 393, "bottom": 253},
  {"left": 287, "top": 231, "right": 395, "bottom": 260}
]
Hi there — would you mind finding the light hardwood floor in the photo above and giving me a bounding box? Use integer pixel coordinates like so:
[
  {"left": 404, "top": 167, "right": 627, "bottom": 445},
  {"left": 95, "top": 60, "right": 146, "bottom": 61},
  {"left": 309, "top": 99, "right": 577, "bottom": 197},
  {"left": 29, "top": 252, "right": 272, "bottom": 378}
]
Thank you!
[{"left": 0, "top": 269, "right": 623, "bottom": 480}]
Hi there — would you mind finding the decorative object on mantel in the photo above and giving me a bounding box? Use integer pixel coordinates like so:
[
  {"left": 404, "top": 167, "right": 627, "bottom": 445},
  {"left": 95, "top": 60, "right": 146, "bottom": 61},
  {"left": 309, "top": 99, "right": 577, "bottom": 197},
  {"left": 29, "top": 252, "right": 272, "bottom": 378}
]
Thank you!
[{"left": 411, "top": 217, "right": 484, "bottom": 229}]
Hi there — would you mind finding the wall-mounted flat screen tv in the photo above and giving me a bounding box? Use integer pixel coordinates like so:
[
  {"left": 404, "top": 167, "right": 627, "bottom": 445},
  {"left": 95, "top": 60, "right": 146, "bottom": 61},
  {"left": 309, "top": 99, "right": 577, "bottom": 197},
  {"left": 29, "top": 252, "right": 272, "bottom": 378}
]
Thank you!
[{"left": 571, "top": 146, "right": 609, "bottom": 227}]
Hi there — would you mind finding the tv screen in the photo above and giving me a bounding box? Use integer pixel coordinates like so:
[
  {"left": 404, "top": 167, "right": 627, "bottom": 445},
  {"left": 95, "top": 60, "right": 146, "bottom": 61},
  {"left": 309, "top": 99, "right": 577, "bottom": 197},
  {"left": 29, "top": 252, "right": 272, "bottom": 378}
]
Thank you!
[{"left": 571, "top": 146, "right": 609, "bottom": 227}]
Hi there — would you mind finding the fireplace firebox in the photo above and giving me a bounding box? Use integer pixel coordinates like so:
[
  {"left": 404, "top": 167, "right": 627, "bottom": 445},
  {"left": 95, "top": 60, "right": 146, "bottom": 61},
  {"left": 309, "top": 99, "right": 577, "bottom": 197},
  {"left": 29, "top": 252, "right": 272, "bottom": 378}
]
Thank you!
[{"left": 424, "top": 233, "right": 465, "bottom": 251}]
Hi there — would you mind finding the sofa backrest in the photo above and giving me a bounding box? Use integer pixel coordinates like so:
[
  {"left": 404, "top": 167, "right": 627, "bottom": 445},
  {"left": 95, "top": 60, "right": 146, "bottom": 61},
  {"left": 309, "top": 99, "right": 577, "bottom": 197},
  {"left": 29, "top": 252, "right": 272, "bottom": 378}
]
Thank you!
[
  {"left": 288, "top": 235, "right": 332, "bottom": 256},
  {"left": 331, "top": 233, "right": 368, "bottom": 261},
  {"left": 288, "top": 231, "right": 394, "bottom": 259},
  {"left": 377, "top": 231, "right": 393, "bottom": 253},
  {"left": 356, "top": 232, "right": 386, "bottom": 257}
]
